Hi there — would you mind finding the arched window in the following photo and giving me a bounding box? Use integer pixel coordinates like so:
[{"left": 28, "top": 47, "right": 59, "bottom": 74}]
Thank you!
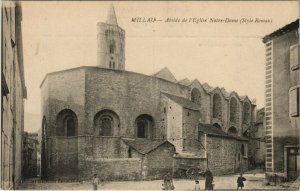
[
  {"left": 230, "top": 97, "right": 239, "bottom": 123},
  {"left": 191, "top": 88, "right": 201, "bottom": 106},
  {"left": 228, "top": 126, "right": 238, "bottom": 136},
  {"left": 94, "top": 110, "right": 120, "bottom": 136},
  {"left": 56, "top": 109, "right": 78, "bottom": 137},
  {"left": 213, "top": 123, "right": 222, "bottom": 129},
  {"left": 243, "top": 102, "right": 251, "bottom": 124},
  {"left": 136, "top": 114, "right": 154, "bottom": 139},
  {"left": 213, "top": 93, "right": 222, "bottom": 120}
]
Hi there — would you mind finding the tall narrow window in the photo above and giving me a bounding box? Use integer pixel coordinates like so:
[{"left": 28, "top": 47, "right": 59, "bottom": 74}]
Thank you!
[
  {"left": 243, "top": 102, "right": 251, "bottom": 124},
  {"left": 110, "top": 44, "right": 115, "bottom": 54},
  {"left": 289, "top": 86, "right": 300, "bottom": 117},
  {"left": 135, "top": 114, "right": 154, "bottom": 139},
  {"left": 290, "top": 44, "right": 299, "bottom": 71},
  {"left": 137, "top": 120, "right": 146, "bottom": 138},
  {"left": 66, "top": 118, "right": 75, "bottom": 136},
  {"left": 100, "top": 117, "right": 112, "bottom": 136},
  {"left": 213, "top": 93, "right": 222, "bottom": 120}
]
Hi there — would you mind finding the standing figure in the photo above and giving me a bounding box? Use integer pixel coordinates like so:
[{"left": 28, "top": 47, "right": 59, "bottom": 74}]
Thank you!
[
  {"left": 163, "top": 172, "right": 174, "bottom": 190},
  {"left": 92, "top": 173, "right": 100, "bottom": 191},
  {"left": 194, "top": 180, "right": 200, "bottom": 191},
  {"left": 237, "top": 173, "right": 246, "bottom": 190},
  {"left": 203, "top": 169, "right": 214, "bottom": 190}
]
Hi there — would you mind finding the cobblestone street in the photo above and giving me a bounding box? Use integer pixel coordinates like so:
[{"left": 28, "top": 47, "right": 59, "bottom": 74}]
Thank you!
[{"left": 18, "top": 173, "right": 299, "bottom": 190}]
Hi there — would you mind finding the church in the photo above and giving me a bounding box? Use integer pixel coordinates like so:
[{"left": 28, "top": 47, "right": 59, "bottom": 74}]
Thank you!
[{"left": 40, "top": 5, "right": 256, "bottom": 181}]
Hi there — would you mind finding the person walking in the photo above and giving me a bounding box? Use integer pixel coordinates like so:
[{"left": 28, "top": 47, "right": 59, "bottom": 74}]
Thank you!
[
  {"left": 92, "top": 173, "right": 100, "bottom": 191},
  {"left": 163, "top": 172, "right": 174, "bottom": 190},
  {"left": 203, "top": 169, "right": 214, "bottom": 190},
  {"left": 237, "top": 173, "right": 246, "bottom": 190}
]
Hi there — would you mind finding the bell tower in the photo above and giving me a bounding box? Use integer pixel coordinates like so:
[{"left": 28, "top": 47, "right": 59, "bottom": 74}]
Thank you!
[{"left": 97, "top": 4, "right": 125, "bottom": 70}]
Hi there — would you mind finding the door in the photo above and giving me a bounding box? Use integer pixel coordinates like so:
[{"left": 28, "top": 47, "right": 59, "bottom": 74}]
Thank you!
[{"left": 287, "top": 147, "right": 300, "bottom": 181}]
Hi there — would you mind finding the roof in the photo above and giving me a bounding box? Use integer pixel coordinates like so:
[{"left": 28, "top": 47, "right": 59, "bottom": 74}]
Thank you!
[
  {"left": 152, "top": 67, "right": 177, "bottom": 83},
  {"left": 198, "top": 123, "right": 229, "bottom": 137},
  {"left": 198, "top": 123, "right": 248, "bottom": 141},
  {"left": 202, "top": 83, "right": 214, "bottom": 93},
  {"left": 220, "top": 87, "right": 230, "bottom": 98},
  {"left": 178, "top": 78, "right": 191, "bottom": 86},
  {"left": 106, "top": 4, "right": 118, "bottom": 25},
  {"left": 263, "top": 19, "right": 299, "bottom": 43},
  {"left": 162, "top": 92, "right": 200, "bottom": 111},
  {"left": 122, "top": 139, "right": 173, "bottom": 155}
]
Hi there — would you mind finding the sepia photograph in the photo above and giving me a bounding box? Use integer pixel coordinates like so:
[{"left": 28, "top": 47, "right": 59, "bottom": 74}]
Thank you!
[{"left": 1, "top": 0, "right": 299, "bottom": 190}]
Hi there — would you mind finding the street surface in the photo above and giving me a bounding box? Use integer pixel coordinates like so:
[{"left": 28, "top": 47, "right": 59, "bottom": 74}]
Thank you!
[{"left": 18, "top": 173, "right": 299, "bottom": 190}]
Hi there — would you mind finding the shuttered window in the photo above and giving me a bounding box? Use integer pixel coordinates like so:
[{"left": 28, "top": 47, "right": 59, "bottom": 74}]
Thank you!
[
  {"left": 289, "top": 86, "right": 300, "bottom": 117},
  {"left": 290, "top": 44, "right": 299, "bottom": 71}
]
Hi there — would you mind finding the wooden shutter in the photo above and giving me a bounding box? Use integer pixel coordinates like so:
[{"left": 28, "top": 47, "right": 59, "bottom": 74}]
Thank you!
[
  {"left": 289, "top": 87, "right": 299, "bottom": 117},
  {"left": 290, "top": 44, "right": 299, "bottom": 71}
]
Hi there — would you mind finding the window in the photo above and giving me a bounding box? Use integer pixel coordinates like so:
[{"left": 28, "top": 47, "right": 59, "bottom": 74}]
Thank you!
[
  {"left": 109, "top": 61, "right": 112, "bottom": 68},
  {"left": 128, "top": 148, "right": 132, "bottom": 158},
  {"left": 137, "top": 120, "right": 146, "bottom": 138},
  {"left": 56, "top": 109, "right": 78, "bottom": 136},
  {"left": 213, "top": 93, "right": 222, "bottom": 120},
  {"left": 109, "top": 43, "right": 115, "bottom": 54},
  {"left": 230, "top": 97, "right": 239, "bottom": 123},
  {"left": 228, "top": 126, "right": 237, "bottom": 136},
  {"left": 191, "top": 88, "right": 201, "bottom": 106},
  {"left": 136, "top": 114, "right": 154, "bottom": 139},
  {"left": 94, "top": 110, "right": 120, "bottom": 136},
  {"left": 243, "top": 102, "right": 251, "bottom": 124},
  {"left": 289, "top": 86, "right": 300, "bottom": 117},
  {"left": 100, "top": 116, "right": 112, "bottom": 136},
  {"left": 290, "top": 44, "right": 299, "bottom": 71}
]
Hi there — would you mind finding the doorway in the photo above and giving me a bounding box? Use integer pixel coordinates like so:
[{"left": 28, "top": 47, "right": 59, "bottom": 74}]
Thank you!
[{"left": 287, "top": 147, "right": 299, "bottom": 181}]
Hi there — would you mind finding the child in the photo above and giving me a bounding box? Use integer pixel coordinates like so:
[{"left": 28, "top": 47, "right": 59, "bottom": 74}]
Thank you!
[
  {"left": 237, "top": 173, "right": 246, "bottom": 190},
  {"left": 195, "top": 180, "right": 200, "bottom": 191},
  {"left": 92, "top": 174, "right": 100, "bottom": 191},
  {"left": 161, "top": 183, "right": 165, "bottom": 190}
]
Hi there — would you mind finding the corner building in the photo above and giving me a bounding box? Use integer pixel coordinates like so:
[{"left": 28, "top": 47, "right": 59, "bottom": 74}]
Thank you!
[
  {"left": 263, "top": 20, "right": 300, "bottom": 182},
  {"left": 40, "top": 5, "right": 256, "bottom": 181}
]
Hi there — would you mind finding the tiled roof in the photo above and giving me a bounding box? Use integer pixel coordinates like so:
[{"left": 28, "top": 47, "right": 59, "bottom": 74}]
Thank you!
[
  {"left": 263, "top": 19, "right": 299, "bottom": 43},
  {"left": 162, "top": 92, "right": 200, "bottom": 111},
  {"left": 122, "top": 139, "right": 172, "bottom": 154}
]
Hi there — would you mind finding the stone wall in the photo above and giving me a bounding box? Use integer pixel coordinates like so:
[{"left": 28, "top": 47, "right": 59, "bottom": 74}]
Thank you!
[
  {"left": 84, "top": 158, "right": 142, "bottom": 181},
  {"left": 206, "top": 136, "right": 248, "bottom": 175},
  {"left": 143, "top": 142, "right": 175, "bottom": 180}
]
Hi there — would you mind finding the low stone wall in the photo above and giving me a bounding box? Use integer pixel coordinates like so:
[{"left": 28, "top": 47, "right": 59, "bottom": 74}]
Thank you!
[{"left": 83, "top": 158, "right": 142, "bottom": 181}]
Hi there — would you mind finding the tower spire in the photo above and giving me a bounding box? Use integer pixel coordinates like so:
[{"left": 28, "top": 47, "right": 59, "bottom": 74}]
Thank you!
[{"left": 106, "top": 4, "right": 118, "bottom": 25}]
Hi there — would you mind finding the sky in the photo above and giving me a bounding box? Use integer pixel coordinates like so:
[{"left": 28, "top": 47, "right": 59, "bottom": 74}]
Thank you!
[{"left": 21, "top": 1, "right": 298, "bottom": 119}]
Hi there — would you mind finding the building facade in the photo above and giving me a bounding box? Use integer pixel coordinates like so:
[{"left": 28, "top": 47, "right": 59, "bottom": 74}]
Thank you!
[
  {"left": 263, "top": 20, "right": 299, "bottom": 182},
  {"left": 1, "top": 1, "right": 27, "bottom": 189},
  {"left": 248, "top": 108, "right": 266, "bottom": 169},
  {"left": 40, "top": 5, "right": 256, "bottom": 181},
  {"left": 23, "top": 132, "right": 38, "bottom": 179}
]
